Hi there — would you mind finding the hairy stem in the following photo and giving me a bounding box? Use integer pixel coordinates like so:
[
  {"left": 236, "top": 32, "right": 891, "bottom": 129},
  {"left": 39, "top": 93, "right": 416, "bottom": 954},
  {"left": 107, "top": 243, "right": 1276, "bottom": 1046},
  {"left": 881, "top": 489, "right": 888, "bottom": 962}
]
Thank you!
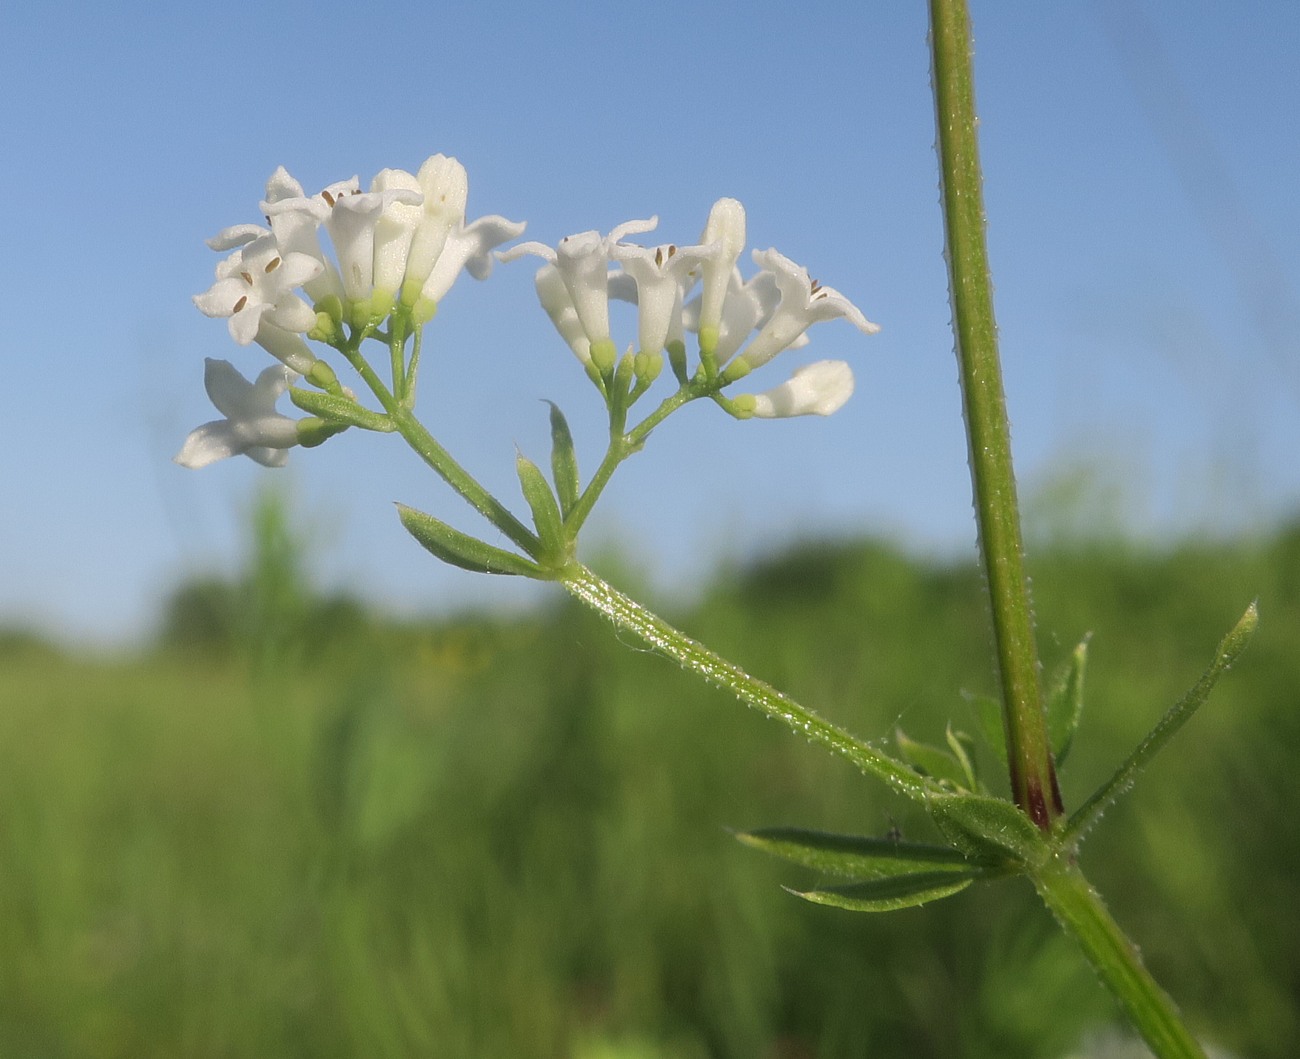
[
  {"left": 560, "top": 562, "right": 938, "bottom": 803},
  {"left": 929, "top": 0, "right": 1062, "bottom": 828},
  {"left": 1032, "top": 860, "right": 1209, "bottom": 1059}
]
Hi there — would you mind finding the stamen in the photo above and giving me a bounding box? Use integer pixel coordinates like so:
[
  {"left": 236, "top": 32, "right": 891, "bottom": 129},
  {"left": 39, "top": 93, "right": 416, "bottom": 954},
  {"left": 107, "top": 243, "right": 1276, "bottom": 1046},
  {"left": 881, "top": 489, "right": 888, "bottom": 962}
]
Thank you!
[
  {"left": 265, "top": 257, "right": 281, "bottom": 273},
  {"left": 233, "top": 295, "right": 248, "bottom": 313}
]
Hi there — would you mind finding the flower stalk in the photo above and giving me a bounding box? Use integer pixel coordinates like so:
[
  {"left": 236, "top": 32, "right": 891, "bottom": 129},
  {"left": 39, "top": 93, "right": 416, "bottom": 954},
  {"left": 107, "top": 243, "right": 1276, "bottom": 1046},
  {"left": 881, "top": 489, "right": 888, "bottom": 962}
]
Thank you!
[
  {"left": 559, "top": 562, "right": 938, "bottom": 803},
  {"left": 929, "top": 0, "right": 1062, "bottom": 830}
]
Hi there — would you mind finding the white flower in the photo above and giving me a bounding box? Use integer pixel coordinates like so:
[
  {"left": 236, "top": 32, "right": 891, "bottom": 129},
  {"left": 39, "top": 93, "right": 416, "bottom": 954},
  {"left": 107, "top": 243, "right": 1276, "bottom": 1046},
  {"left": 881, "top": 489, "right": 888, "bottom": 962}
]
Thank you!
[
  {"left": 322, "top": 181, "right": 422, "bottom": 304},
  {"left": 502, "top": 217, "right": 658, "bottom": 361},
  {"left": 175, "top": 359, "right": 301, "bottom": 469},
  {"left": 695, "top": 198, "right": 748, "bottom": 354},
  {"left": 748, "top": 359, "right": 855, "bottom": 417},
  {"left": 609, "top": 240, "right": 715, "bottom": 356},
  {"left": 419, "top": 211, "right": 526, "bottom": 305},
  {"left": 370, "top": 168, "right": 425, "bottom": 308},
  {"left": 193, "top": 235, "right": 322, "bottom": 372},
  {"left": 731, "top": 247, "right": 879, "bottom": 371},
  {"left": 398, "top": 154, "right": 468, "bottom": 302},
  {"left": 683, "top": 266, "right": 792, "bottom": 365},
  {"left": 200, "top": 159, "right": 523, "bottom": 344},
  {"left": 260, "top": 168, "right": 349, "bottom": 304},
  {"left": 532, "top": 263, "right": 592, "bottom": 364}
]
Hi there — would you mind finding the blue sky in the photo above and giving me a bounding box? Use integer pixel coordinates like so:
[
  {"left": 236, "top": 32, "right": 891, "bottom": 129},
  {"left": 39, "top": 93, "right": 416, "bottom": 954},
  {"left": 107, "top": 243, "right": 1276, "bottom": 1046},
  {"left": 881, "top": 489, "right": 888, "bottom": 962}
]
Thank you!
[{"left": 3, "top": 1, "right": 1298, "bottom": 644}]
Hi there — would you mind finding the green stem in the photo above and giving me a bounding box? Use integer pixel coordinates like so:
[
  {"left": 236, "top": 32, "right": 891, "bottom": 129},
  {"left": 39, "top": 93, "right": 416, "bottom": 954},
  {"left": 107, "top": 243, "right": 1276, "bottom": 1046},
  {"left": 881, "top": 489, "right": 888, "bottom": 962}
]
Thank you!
[
  {"left": 1031, "top": 860, "right": 1208, "bottom": 1059},
  {"left": 341, "top": 342, "right": 538, "bottom": 556},
  {"left": 560, "top": 562, "right": 939, "bottom": 804},
  {"left": 929, "top": 0, "right": 1061, "bottom": 828},
  {"left": 563, "top": 382, "right": 699, "bottom": 537}
]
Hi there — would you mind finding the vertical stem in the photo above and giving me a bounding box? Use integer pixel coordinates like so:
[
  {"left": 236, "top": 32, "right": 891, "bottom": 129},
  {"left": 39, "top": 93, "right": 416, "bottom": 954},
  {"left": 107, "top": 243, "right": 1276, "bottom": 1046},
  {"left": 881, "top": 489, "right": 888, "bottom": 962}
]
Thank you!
[{"left": 929, "top": 0, "right": 1062, "bottom": 827}]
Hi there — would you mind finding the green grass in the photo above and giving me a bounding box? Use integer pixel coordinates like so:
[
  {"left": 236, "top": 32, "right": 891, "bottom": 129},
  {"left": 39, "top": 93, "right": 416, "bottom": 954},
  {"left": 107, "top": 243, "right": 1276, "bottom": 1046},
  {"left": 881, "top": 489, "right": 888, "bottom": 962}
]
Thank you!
[{"left": 2, "top": 520, "right": 1297, "bottom": 1057}]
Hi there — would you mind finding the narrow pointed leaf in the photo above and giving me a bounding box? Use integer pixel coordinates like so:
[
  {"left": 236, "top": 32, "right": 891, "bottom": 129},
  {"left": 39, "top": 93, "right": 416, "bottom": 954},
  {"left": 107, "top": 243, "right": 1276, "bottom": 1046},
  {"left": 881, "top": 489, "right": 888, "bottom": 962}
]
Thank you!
[
  {"left": 1065, "top": 602, "right": 1258, "bottom": 843},
  {"left": 929, "top": 792, "right": 1047, "bottom": 867},
  {"left": 896, "top": 727, "right": 969, "bottom": 789},
  {"left": 790, "top": 871, "right": 978, "bottom": 912},
  {"left": 1046, "top": 637, "right": 1089, "bottom": 764},
  {"left": 289, "top": 388, "right": 396, "bottom": 431},
  {"left": 397, "top": 504, "right": 545, "bottom": 578},
  {"left": 736, "top": 827, "right": 972, "bottom": 879},
  {"left": 967, "top": 690, "right": 1008, "bottom": 769},
  {"left": 945, "top": 724, "right": 980, "bottom": 790},
  {"left": 515, "top": 453, "right": 566, "bottom": 556},
  {"left": 546, "top": 401, "right": 581, "bottom": 518}
]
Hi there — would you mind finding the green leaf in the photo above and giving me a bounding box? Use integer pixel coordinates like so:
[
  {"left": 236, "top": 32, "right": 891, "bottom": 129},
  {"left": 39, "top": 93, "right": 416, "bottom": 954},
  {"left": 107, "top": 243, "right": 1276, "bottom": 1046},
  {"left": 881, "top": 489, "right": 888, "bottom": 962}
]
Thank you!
[
  {"left": 1065, "top": 602, "right": 1258, "bottom": 843},
  {"left": 896, "top": 727, "right": 970, "bottom": 789},
  {"left": 397, "top": 504, "right": 545, "bottom": 578},
  {"left": 790, "top": 871, "right": 978, "bottom": 912},
  {"left": 1046, "top": 636, "right": 1089, "bottom": 765},
  {"left": 929, "top": 792, "right": 1047, "bottom": 867},
  {"left": 546, "top": 402, "right": 581, "bottom": 518},
  {"left": 945, "top": 724, "right": 979, "bottom": 790},
  {"left": 288, "top": 387, "right": 395, "bottom": 431},
  {"left": 735, "top": 827, "right": 972, "bottom": 879},
  {"left": 515, "top": 452, "right": 566, "bottom": 558},
  {"left": 966, "top": 690, "right": 1008, "bottom": 768}
]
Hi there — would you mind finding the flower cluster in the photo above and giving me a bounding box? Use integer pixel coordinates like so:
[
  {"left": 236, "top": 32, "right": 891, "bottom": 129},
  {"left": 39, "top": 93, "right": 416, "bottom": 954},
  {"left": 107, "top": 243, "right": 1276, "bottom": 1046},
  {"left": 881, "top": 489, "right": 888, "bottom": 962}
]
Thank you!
[
  {"left": 502, "top": 197, "right": 878, "bottom": 418},
  {"left": 178, "top": 158, "right": 880, "bottom": 471},
  {"left": 178, "top": 155, "right": 524, "bottom": 468}
]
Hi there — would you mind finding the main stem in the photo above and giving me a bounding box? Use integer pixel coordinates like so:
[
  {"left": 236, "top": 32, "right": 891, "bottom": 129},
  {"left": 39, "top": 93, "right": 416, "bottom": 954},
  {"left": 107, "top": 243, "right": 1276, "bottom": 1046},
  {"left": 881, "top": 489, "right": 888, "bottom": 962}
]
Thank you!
[
  {"left": 929, "top": 0, "right": 1062, "bottom": 828},
  {"left": 929, "top": 5, "right": 1208, "bottom": 1055}
]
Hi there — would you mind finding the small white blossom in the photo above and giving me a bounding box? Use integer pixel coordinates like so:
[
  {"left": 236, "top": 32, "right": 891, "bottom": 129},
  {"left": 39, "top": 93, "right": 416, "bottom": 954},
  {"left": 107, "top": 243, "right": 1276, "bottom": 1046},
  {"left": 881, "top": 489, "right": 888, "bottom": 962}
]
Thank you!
[
  {"left": 696, "top": 198, "right": 748, "bottom": 354},
  {"left": 503, "top": 217, "right": 658, "bottom": 360},
  {"left": 419, "top": 211, "right": 526, "bottom": 305},
  {"left": 193, "top": 235, "right": 322, "bottom": 372},
  {"left": 399, "top": 154, "right": 468, "bottom": 301},
  {"left": 683, "top": 267, "right": 792, "bottom": 365},
  {"left": 733, "top": 247, "right": 879, "bottom": 371},
  {"left": 532, "top": 263, "right": 592, "bottom": 365},
  {"left": 175, "top": 359, "right": 300, "bottom": 469},
  {"left": 748, "top": 359, "right": 855, "bottom": 418},
  {"left": 322, "top": 181, "right": 422, "bottom": 304},
  {"left": 221, "top": 159, "right": 524, "bottom": 318},
  {"left": 370, "top": 168, "right": 425, "bottom": 308},
  {"left": 260, "top": 168, "right": 349, "bottom": 304},
  {"left": 610, "top": 240, "right": 715, "bottom": 356}
]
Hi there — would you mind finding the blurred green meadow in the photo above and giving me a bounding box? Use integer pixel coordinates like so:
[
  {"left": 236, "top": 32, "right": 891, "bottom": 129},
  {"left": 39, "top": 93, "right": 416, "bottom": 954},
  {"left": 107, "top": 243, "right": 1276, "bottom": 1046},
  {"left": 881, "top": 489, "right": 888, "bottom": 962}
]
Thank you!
[{"left": 3, "top": 495, "right": 1298, "bottom": 1058}]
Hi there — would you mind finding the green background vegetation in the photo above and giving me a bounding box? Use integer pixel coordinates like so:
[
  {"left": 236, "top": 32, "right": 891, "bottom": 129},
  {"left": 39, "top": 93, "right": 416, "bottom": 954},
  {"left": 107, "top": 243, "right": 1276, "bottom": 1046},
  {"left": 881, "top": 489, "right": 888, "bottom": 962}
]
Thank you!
[{"left": 3, "top": 495, "right": 1297, "bottom": 1058}]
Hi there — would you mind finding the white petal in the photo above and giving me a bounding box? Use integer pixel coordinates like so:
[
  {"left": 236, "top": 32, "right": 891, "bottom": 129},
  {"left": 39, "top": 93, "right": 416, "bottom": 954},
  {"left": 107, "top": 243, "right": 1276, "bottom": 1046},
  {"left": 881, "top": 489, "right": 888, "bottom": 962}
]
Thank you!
[
  {"left": 420, "top": 215, "right": 526, "bottom": 303},
  {"left": 263, "top": 166, "right": 306, "bottom": 205},
  {"left": 178, "top": 360, "right": 301, "bottom": 468},
  {"left": 534, "top": 264, "right": 591, "bottom": 364},
  {"left": 207, "top": 224, "right": 266, "bottom": 251},
  {"left": 697, "top": 198, "right": 747, "bottom": 340},
  {"left": 174, "top": 420, "right": 241, "bottom": 468},
  {"left": 611, "top": 242, "right": 712, "bottom": 355},
  {"left": 324, "top": 192, "right": 386, "bottom": 301},
  {"left": 371, "top": 168, "right": 424, "bottom": 297},
  {"left": 749, "top": 360, "right": 855, "bottom": 418},
  {"left": 403, "top": 155, "right": 469, "bottom": 290},
  {"left": 739, "top": 248, "right": 879, "bottom": 369},
  {"left": 254, "top": 321, "right": 317, "bottom": 374}
]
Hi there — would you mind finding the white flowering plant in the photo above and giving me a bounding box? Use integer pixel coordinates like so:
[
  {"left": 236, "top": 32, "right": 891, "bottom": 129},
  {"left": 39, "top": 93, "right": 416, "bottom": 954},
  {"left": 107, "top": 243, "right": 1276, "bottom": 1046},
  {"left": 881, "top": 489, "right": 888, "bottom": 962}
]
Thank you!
[{"left": 176, "top": 4, "right": 1254, "bottom": 1056}]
